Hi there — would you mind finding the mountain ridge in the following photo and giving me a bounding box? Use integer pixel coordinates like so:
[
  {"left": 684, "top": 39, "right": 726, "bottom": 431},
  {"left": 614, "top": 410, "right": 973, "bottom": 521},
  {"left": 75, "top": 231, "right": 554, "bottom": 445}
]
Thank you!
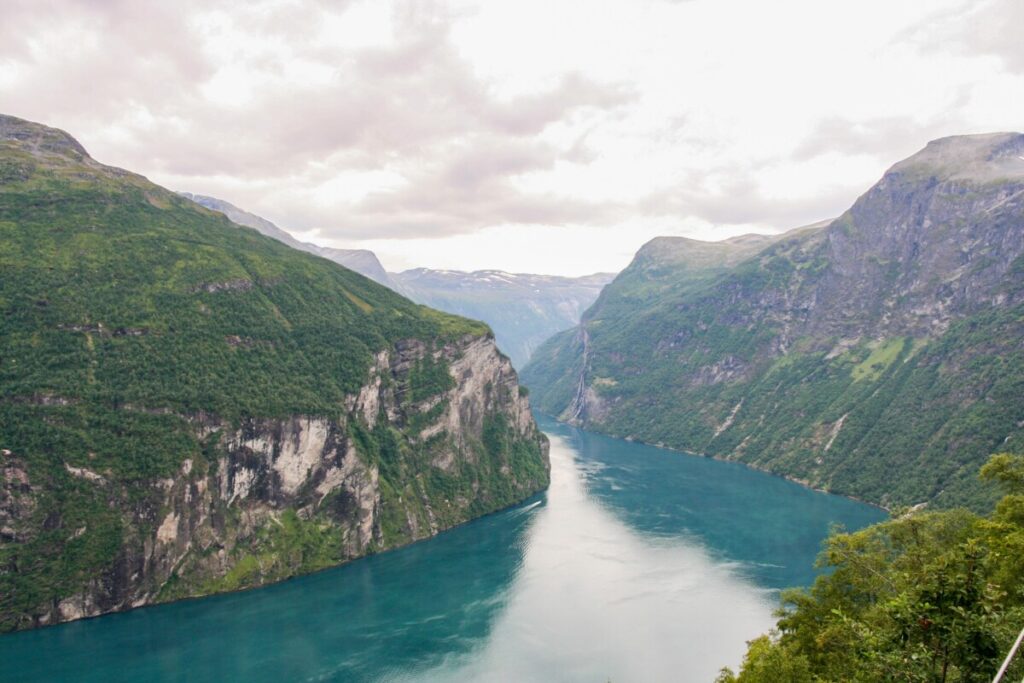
[
  {"left": 0, "top": 113, "right": 549, "bottom": 632},
  {"left": 524, "top": 132, "right": 1024, "bottom": 511},
  {"left": 177, "top": 192, "right": 398, "bottom": 289},
  {"left": 175, "top": 191, "right": 615, "bottom": 368}
]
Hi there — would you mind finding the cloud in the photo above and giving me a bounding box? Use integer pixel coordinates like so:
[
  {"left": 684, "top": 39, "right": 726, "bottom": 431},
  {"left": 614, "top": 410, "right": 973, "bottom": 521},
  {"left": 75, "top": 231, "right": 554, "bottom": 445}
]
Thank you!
[
  {"left": 968, "top": 0, "right": 1024, "bottom": 70},
  {"left": 0, "top": 0, "right": 215, "bottom": 118},
  {"left": 791, "top": 117, "right": 957, "bottom": 163},
  {"left": 637, "top": 170, "right": 853, "bottom": 230},
  {"left": 0, "top": 0, "right": 635, "bottom": 240},
  {"left": 262, "top": 132, "right": 629, "bottom": 239},
  {"left": 1, "top": 0, "right": 1020, "bottom": 272},
  {"left": 907, "top": 0, "right": 1024, "bottom": 71}
]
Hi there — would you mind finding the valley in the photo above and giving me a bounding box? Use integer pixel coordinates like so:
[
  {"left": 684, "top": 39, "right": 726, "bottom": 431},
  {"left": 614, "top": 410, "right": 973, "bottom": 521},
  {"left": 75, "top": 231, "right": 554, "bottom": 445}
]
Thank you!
[
  {"left": 2, "top": 112, "right": 1023, "bottom": 682},
  {"left": 3, "top": 0, "right": 1024, "bottom": 677}
]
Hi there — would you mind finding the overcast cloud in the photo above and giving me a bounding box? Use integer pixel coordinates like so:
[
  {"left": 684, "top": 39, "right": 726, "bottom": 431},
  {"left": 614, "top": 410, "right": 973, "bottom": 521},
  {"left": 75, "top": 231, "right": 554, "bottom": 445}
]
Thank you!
[{"left": 1, "top": 0, "right": 1021, "bottom": 274}]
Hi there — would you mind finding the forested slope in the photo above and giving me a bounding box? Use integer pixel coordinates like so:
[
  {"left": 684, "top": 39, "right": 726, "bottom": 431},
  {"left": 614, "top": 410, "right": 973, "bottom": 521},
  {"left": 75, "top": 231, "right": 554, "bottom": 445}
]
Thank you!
[
  {"left": 0, "top": 114, "right": 549, "bottom": 631},
  {"left": 524, "top": 133, "right": 1024, "bottom": 510}
]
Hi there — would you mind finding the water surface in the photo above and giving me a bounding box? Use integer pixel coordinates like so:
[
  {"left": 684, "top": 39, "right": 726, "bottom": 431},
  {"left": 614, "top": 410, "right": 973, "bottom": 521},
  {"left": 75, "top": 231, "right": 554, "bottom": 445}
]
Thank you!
[{"left": 1, "top": 417, "right": 885, "bottom": 682}]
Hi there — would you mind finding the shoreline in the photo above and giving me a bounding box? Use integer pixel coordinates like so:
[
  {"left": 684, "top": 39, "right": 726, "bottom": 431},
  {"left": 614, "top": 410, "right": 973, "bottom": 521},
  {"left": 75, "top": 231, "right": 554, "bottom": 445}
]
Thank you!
[
  {"left": 0, "top": 486, "right": 550, "bottom": 636},
  {"left": 538, "top": 412, "right": 892, "bottom": 514}
]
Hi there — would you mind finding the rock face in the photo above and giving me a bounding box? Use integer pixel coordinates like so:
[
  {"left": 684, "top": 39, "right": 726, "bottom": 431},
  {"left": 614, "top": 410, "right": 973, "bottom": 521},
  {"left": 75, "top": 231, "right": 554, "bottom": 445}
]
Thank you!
[
  {"left": 4, "top": 333, "right": 544, "bottom": 630},
  {"left": 524, "top": 133, "right": 1024, "bottom": 511},
  {"left": 0, "top": 114, "right": 549, "bottom": 632}
]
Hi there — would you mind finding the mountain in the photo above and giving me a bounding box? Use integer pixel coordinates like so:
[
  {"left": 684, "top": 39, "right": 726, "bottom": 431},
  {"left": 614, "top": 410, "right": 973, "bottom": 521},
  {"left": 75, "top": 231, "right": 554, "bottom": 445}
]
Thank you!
[
  {"left": 178, "top": 193, "right": 396, "bottom": 288},
  {"left": 577, "top": 231, "right": 802, "bottom": 330},
  {"left": 523, "top": 133, "right": 1024, "bottom": 511},
  {"left": 520, "top": 227, "right": 818, "bottom": 425},
  {"left": 178, "top": 194, "right": 613, "bottom": 368},
  {"left": 0, "top": 114, "right": 549, "bottom": 632},
  {"left": 317, "top": 246, "right": 392, "bottom": 286},
  {"left": 395, "top": 269, "right": 615, "bottom": 369}
]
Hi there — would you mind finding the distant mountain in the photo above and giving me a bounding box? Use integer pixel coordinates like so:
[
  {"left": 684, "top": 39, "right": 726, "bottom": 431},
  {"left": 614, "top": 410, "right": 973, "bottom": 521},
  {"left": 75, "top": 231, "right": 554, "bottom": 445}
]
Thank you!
[
  {"left": 177, "top": 194, "right": 614, "bottom": 368},
  {"left": 178, "top": 193, "right": 395, "bottom": 288},
  {"left": 395, "top": 269, "right": 615, "bottom": 369},
  {"left": 524, "top": 133, "right": 1024, "bottom": 511},
  {"left": 317, "top": 246, "right": 392, "bottom": 287}
]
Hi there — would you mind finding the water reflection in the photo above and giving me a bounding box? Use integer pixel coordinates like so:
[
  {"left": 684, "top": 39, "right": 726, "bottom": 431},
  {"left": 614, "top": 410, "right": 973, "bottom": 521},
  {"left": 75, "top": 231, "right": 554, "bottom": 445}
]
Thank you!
[
  {"left": 554, "top": 419, "right": 886, "bottom": 589},
  {"left": 0, "top": 489, "right": 538, "bottom": 682},
  {"left": 400, "top": 431, "right": 777, "bottom": 683}
]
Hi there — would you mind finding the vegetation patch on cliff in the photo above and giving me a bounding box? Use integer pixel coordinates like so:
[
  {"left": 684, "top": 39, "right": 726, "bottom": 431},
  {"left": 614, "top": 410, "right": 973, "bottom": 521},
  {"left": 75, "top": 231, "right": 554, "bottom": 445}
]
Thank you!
[{"left": 851, "top": 337, "right": 907, "bottom": 382}]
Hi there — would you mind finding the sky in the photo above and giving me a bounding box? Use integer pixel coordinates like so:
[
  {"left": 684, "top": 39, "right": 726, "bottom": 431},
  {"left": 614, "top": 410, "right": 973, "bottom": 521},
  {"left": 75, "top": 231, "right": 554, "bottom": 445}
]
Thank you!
[{"left": 2, "top": 0, "right": 1022, "bottom": 276}]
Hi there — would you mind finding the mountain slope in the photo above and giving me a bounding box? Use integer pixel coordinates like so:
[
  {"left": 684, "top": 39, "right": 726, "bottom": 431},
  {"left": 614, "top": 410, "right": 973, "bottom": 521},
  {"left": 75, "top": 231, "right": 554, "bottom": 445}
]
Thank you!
[
  {"left": 395, "top": 269, "right": 614, "bottom": 368},
  {"left": 521, "top": 229, "right": 803, "bottom": 422},
  {"left": 524, "top": 133, "right": 1024, "bottom": 511},
  {"left": 178, "top": 194, "right": 613, "bottom": 368},
  {"left": 178, "top": 192, "right": 396, "bottom": 288},
  {"left": 0, "top": 114, "right": 549, "bottom": 632}
]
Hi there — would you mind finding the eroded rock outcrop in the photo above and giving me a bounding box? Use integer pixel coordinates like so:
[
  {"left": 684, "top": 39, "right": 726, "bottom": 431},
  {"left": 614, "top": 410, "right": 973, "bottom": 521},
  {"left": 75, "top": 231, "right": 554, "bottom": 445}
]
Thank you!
[
  {"left": 7, "top": 333, "right": 546, "bottom": 630},
  {"left": 0, "top": 113, "right": 549, "bottom": 632}
]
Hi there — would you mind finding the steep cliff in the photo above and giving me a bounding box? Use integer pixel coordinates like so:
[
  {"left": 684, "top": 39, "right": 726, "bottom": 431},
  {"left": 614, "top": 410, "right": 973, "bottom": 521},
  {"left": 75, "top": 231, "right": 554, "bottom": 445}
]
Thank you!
[
  {"left": 0, "top": 114, "right": 549, "bottom": 632},
  {"left": 524, "top": 133, "right": 1024, "bottom": 510}
]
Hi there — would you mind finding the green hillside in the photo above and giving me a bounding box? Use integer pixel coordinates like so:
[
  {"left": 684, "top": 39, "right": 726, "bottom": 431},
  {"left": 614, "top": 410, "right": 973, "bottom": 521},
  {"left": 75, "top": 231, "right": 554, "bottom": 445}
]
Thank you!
[
  {"left": 0, "top": 114, "right": 548, "bottom": 631},
  {"left": 524, "top": 133, "right": 1024, "bottom": 511},
  {"left": 0, "top": 133, "right": 486, "bottom": 420}
]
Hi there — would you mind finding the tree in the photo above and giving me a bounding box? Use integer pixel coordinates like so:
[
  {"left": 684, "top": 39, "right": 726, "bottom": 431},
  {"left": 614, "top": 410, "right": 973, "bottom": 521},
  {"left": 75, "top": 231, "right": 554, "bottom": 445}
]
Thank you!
[
  {"left": 715, "top": 635, "right": 812, "bottom": 683},
  {"left": 720, "top": 453, "right": 1024, "bottom": 683}
]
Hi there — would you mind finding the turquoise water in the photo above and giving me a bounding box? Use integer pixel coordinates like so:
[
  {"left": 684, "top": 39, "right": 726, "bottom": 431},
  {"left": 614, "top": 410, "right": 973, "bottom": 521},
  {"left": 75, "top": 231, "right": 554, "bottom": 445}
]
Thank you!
[{"left": 1, "top": 417, "right": 885, "bottom": 682}]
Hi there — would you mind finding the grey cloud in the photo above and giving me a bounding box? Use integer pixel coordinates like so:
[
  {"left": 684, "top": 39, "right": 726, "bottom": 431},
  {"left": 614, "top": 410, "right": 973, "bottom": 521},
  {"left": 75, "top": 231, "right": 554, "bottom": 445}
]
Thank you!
[
  {"left": 791, "top": 116, "right": 966, "bottom": 163},
  {"left": 562, "top": 130, "right": 598, "bottom": 165},
  {"left": 904, "top": 0, "right": 1024, "bottom": 71},
  {"left": 638, "top": 169, "right": 856, "bottom": 229},
  {"left": 442, "top": 140, "right": 557, "bottom": 189},
  {"left": 2, "top": 0, "right": 213, "bottom": 90},
  {"left": 263, "top": 186, "right": 625, "bottom": 241},
  {"left": 966, "top": 0, "right": 1024, "bottom": 70},
  {"left": 0, "top": 0, "right": 636, "bottom": 241},
  {"left": 478, "top": 74, "right": 636, "bottom": 136},
  {"left": 1, "top": 0, "right": 630, "bottom": 161},
  {"left": 270, "top": 134, "right": 627, "bottom": 239},
  {"left": 0, "top": 0, "right": 905, "bottom": 244}
]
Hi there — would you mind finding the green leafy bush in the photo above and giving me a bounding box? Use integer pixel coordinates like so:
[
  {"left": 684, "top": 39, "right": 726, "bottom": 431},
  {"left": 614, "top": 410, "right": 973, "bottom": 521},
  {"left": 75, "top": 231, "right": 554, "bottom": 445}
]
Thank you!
[{"left": 718, "top": 454, "right": 1024, "bottom": 683}]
